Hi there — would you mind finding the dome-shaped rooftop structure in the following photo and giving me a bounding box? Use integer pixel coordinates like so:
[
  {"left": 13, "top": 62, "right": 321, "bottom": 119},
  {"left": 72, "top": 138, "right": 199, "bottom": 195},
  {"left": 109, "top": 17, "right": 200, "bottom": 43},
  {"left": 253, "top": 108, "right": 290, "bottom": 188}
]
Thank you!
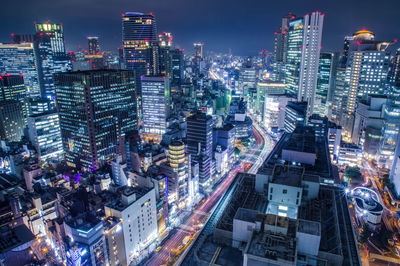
[{"left": 353, "top": 29, "right": 375, "bottom": 41}]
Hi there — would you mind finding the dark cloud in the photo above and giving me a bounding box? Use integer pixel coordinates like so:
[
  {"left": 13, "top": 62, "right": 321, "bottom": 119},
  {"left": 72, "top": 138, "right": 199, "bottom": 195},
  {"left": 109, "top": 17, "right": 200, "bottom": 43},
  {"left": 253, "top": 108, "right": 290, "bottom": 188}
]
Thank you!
[{"left": 1, "top": 0, "right": 399, "bottom": 55}]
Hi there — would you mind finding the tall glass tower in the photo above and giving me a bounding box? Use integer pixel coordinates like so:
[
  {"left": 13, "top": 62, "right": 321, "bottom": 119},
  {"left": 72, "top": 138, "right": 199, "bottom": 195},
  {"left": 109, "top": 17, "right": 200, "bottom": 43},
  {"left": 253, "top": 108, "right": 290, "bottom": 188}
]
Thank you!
[
  {"left": 122, "top": 12, "right": 157, "bottom": 75},
  {"left": 54, "top": 70, "right": 137, "bottom": 171}
]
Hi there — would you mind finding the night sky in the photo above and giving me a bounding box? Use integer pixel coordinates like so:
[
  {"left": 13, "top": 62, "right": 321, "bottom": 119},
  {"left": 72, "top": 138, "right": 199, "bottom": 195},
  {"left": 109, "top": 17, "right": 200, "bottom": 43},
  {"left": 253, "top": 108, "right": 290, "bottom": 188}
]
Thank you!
[{"left": 1, "top": 0, "right": 399, "bottom": 55}]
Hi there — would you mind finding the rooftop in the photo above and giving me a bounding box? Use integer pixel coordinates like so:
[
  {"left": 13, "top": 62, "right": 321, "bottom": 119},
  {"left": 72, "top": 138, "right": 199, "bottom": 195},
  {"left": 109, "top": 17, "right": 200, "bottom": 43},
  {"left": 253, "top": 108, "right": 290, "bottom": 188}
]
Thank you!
[
  {"left": 297, "top": 219, "right": 320, "bottom": 236},
  {"left": 271, "top": 164, "right": 304, "bottom": 187},
  {"left": 246, "top": 230, "right": 297, "bottom": 263}
]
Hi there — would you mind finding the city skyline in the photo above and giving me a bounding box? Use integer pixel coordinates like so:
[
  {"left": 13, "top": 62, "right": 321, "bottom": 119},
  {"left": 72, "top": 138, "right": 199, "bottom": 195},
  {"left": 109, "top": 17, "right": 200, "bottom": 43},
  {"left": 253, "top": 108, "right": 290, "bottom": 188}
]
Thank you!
[
  {"left": 1, "top": 0, "right": 399, "bottom": 55},
  {"left": 1, "top": 2, "right": 400, "bottom": 265}
]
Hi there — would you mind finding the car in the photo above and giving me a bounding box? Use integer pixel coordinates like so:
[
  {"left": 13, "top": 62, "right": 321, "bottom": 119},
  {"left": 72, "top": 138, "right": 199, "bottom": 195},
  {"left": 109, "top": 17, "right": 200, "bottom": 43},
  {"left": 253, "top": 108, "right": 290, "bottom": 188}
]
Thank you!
[{"left": 155, "top": 246, "right": 162, "bottom": 252}]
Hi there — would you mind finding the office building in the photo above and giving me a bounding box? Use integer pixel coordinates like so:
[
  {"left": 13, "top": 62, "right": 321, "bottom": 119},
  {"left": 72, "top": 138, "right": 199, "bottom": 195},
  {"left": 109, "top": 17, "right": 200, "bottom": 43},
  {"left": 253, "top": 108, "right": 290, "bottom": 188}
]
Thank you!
[
  {"left": 35, "top": 22, "right": 71, "bottom": 98},
  {"left": 171, "top": 49, "right": 184, "bottom": 85},
  {"left": 163, "top": 140, "right": 190, "bottom": 208},
  {"left": 28, "top": 111, "right": 63, "bottom": 161},
  {"left": 297, "top": 12, "right": 324, "bottom": 119},
  {"left": 0, "top": 74, "right": 26, "bottom": 101},
  {"left": 284, "top": 101, "right": 307, "bottom": 133},
  {"left": 64, "top": 213, "right": 108, "bottom": 266},
  {"left": 88, "top": 36, "right": 100, "bottom": 54},
  {"left": 193, "top": 42, "right": 203, "bottom": 58},
  {"left": 330, "top": 67, "right": 346, "bottom": 124},
  {"left": 352, "top": 95, "right": 386, "bottom": 152},
  {"left": 341, "top": 30, "right": 392, "bottom": 138},
  {"left": 122, "top": 12, "right": 157, "bottom": 76},
  {"left": 105, "top": 186, "right": 158, "bottom": 265},
  {"left": 34, "top": 23, "right": 66, "bottom": 56},
  {"left": 24, "top": 97, "right": 51, "bottom": 116},
  {"left": 284, "top": 17, "right": 303, "bottom": 95},
  {"left": 213, "top": 124, "right": 235, "bottom": 162},
  {"left": 187, "top": 112, "right": 213, "bottom": 189},
  {"left": 0, "top": 100, "right": 24, "bottom": 141},
  {"left": 263, "top": 93, "right": 295, "bottom": 131},
  {"left": 256, "top": 81, "right": 286, "bottom": 116},
  {"left": 338, "top": 142, "right": 362, "bottom": 166},
  {"left": 158, "top": 32, "right": 172, "bottom": 76},
  {"left": 377, "top": 95, "right": 400, "bottom": 168},
  {"left": 315, "top": 52, "right": 338, "bottom": 117},
  {"left": 54, "top": 70, "right": 137, "bottom": 170},
  {"left": 238, "top": 66, "right": 256, "bottom": 96},
  {"left": 272, "top": 13, "right": 294, "bottom": 82},
  {"left": 0, "top": 42, "right": 40, "bottom": 96},
  {"left": 141, "top": 76, "right": 170, "bottom": 138}
]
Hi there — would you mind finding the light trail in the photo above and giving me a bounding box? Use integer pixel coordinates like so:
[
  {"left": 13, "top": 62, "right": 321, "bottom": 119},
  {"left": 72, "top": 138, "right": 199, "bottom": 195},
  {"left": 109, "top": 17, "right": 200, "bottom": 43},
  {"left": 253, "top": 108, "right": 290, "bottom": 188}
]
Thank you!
[{"left": 143, "top": 123, "right": 270, "bottom": 266}]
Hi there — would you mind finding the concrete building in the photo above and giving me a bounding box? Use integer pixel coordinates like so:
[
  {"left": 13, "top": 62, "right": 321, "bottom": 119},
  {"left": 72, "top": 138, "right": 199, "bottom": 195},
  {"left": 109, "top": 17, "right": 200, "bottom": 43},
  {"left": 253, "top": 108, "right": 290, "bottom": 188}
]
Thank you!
[
  {"left": 141, "top": 76, "right": 170, "bottom": 139},
  {"left": 64, "top": 213, "right": 108, "bottom": 266},
  {"left": 54, "top": 70, "right": 137, "bottom": 170},
  {"left": 0, "top": 100, "right": 24, "bottom": 142},
  {"left": 297, "top": 12, "right": 324, "bottom": 119},
  {"left": 263, "top": 93, "right": 295, "bottom": 131},
  {"left": 352, "top": 95, "right": 386, "bottom": 157},
  {"left": 284, "top": 101, "right": 307, "bottom": 133},
  {"left": 28, "top": 111, "right": 63, "bottom": 161},
  {"left": 105, "top": 186, "right": 158, "bottom": 264}
]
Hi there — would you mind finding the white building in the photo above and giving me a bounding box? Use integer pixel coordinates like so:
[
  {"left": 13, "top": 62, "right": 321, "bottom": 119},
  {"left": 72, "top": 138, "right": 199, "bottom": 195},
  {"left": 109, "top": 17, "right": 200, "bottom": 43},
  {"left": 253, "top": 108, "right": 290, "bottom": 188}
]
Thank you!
[
  {"left": 214, "top": 145, "right": 228, "bottom": 176},
  {"left": 28, "top": 111, "right": 63, "bottom": 161},
  {"left": 105, "top": 186, "right": 158, "bottom": 264},
  {"left": 297, "top": 11, "right": 324, "bottom": 119},
  {"left": 263, "top": 94, "right": 295, "bottom": 130},
  {"left": 141, "top": 76, "right": 170, "bottom": 138}
]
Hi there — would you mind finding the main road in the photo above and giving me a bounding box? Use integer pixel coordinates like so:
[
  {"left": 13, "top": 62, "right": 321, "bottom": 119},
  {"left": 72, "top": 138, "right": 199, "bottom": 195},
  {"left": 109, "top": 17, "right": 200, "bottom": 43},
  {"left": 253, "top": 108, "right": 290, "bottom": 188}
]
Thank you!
[{"left": 142, "top": 123, "right": 272, "bottom": 266}]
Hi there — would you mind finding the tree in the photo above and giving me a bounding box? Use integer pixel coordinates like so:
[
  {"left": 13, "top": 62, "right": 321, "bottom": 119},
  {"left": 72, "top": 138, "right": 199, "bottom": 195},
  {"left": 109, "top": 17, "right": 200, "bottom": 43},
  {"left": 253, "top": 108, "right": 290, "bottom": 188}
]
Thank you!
[{"left": 359, "top": 223, "right": 371, "bottom": 244}]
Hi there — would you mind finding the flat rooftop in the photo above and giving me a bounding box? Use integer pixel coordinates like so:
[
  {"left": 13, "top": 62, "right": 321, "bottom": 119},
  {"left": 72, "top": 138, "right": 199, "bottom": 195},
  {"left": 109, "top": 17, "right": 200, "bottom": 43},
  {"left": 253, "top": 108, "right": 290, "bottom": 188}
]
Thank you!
[
  {"left": 234, "top": 208, "right": 259, "bottom": 223},
  {"left": 283, "top": 127, "right": 316, "bottom": 154},
  {"left": 246, "top": 231, "right": 297, "bottom": 263},
  {"left": 297, "top": 219, "right": 320, "bottom": 236},
  {"left": 271, "top": 164, "right": 304, "bottom": 187},
  {"left": 261, "top": 126, "right": 332, "bottom": 180}
]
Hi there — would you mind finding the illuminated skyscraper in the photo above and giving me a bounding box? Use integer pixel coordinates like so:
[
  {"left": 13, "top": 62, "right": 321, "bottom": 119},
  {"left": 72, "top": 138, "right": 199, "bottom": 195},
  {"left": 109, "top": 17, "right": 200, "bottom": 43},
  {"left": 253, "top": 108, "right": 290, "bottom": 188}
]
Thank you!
[
  {"left": 297, "top": 11, "right": 324, "bottom": 119},
  {"left": 122, "top": 12, "right": 157, "bottom": 75},
  {"left": 187, "top": 112, "right": 213, "bottom": 190},
  {"left": 34, "top": 22, "right": 65, "bottom": 56},
  {"left": 283, "top": 11, "right": 324, "bottom": 119},
  {"left": 315, "top": 52, "right": 338, "bottom": 117},
  {"left": 141, "top": 76, "right": 170, "bottom": 138},
  {"left": 0, "top": 100, "right": 24, "bottom": 142},
  {"left": 0, "top": 42, "right": 40, "bottom": 96},
  {"left": 165, "top": 140, "right": 190, "bottom": 207},
  {"left": 54, "top": 70, "right": 137, "bottom": 170},
  {"left": 341, "top": 30, "right": 392, "bottom": 139},
  {"left": 158, "top": 32, "right": 172, "bottom": 76},
  {"left": 193, "top": 43, "right": 203, "bottom": 58},
  {"left": 0, "top": 75, "right": 26, "bottom": 101},
  {"left": 272, "top": 13, "right": 294, "bottom": 82},
  {"left": 171, "top": 49, "right": 184, "bottom": 85},
  {"left": 87, "top": 36, "right": 100, "bottom": 54},
  {"left": 28, "top": 111, "right": 63, "bottom": 161},
  {"left": 35, "top": 22, "right": 71, "bottom": 98},
  {"left": 378, "top": 96, "right": 400, "bottom": 168}
]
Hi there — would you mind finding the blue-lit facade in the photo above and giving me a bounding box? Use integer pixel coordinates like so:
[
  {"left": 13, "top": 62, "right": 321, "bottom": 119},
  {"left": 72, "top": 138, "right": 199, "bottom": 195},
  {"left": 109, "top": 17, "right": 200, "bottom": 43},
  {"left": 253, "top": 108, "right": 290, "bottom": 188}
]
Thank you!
[
  {"left": 0, "top": 74, "right": 26, "bottom": 101},
  {"left": 187, "top": 113, "right": 213, "bottom": 189},
  {"left": 35, "top": 23, "right": 72, "bottom": 99},
  {"left": 284, "top": 18, "right": 303, "bottom": 95},
  {"left": 0, "top": 42, "right": 40, "bottom": 97},
  {"left": 28, "top": 111, "right": 63, "bottom": 161},
  {"left": 141, "top": 76, "right": 170, "bottom": 136},
  {"left": 54, "top": 70, "right": 137, "bottom": 170}
]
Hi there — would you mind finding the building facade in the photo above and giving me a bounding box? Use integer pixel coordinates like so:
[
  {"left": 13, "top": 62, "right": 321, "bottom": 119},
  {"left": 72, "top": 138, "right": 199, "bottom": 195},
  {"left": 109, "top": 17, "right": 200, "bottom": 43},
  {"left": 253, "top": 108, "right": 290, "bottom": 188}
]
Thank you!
[{"left": 54, "top": 70, "right": 137, "bottom": 170}]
